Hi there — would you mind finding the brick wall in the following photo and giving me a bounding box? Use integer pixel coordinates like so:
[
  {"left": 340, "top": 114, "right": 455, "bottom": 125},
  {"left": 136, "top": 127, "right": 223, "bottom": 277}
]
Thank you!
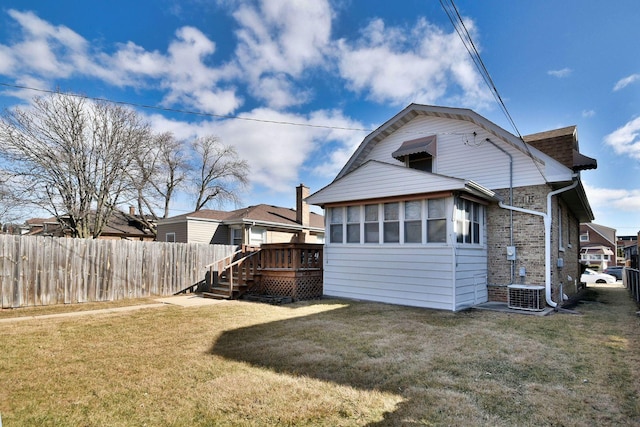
[{"left": 486, "top": 184, "right": 582, "bottom": 303}]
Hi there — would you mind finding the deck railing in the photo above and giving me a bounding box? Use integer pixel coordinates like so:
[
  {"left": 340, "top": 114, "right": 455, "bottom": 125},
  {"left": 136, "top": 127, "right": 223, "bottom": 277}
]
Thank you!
[
  {"left": 204, "top": 243, "right": 323, "bottom": 300},
  {"left": 258, "top": 243, "right": 323, "bottom": 271}
]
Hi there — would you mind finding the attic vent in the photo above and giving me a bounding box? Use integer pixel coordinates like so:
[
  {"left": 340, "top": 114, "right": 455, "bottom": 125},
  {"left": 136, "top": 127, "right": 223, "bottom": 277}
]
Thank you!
[{"left": 507, "top": 285, "right": 545, "bottom": 311}]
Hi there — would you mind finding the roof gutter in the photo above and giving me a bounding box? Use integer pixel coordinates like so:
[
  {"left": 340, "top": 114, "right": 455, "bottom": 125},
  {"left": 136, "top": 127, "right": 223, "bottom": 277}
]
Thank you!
[
  {"left": 498, "top": 176, "right": 579, "bottom": 308},
  {"left": 227, "top": 218, "right": 324, "bottom": 233}
]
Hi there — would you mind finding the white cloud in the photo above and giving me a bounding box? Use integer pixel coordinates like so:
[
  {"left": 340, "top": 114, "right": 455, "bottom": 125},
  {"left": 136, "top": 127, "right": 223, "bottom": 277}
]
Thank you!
[
  {"left": 145, "top": 108, "right": 364, "bottom": 194},
  {"left": 613, "top": 73, "right": 640, "bottom": 91},
  {"left": 3, "top": 10, "right": 89, "bottom": 78},
  {"left": 582, "top": 110, "right": 596, "bottom": 118},
  {"left": 547, "top": 68, "right": 572, "bottom": 78},
  {"left": 231, "top": 0, "right": 333, "bottom": 108},
  {"left": 584, "top": 182, "right": 640, "bottom": 231},
  {"left": 335, "top": 17, "right": 492, "bottom": 110},
  {"left": 0, "top": 10, "right": 242, "bottom": 115},
  {"left": 604, "top": 116, "right": 640, "bottom": 160}
]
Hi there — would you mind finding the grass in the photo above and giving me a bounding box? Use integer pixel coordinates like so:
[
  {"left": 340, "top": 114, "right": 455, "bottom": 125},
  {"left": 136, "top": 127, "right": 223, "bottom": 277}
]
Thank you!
[{"left": 1, "top": 286, "right": 639, "bottom": 426}]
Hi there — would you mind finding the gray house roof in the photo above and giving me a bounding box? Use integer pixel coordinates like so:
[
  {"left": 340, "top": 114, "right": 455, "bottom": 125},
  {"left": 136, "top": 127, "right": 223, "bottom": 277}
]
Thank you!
[{"left": 160, "top": 204, "right": 324, "bottom": 232}]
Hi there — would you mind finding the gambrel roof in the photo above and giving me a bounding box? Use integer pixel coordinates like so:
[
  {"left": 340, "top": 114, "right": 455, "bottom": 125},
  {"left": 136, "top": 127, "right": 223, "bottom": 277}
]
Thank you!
[
  {"left": 336, "top": 104, "right": 558, "bottom": 181},
  {"left": 312, "top": 103, "right": 596, "bottom": 222}
]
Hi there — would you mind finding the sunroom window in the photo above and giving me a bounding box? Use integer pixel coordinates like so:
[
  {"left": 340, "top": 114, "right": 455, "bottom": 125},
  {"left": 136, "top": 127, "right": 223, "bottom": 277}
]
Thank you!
[
  {"left": 364, "top": 204, "right": 379, "bottom": 243},
  {"left": 329, "top": 207, "right": 343, "bottom": 243},
  {"left": 404, "top": 200, "right": 422, "bottom": 243},
  {"left": 346, "top": 206, "right": 360, "bottom": 243},
  {"left": 383, "top": 202, "right": 400, "bottom": 243},
  {"left": 455, "top": 198, "right": 482, "bottom": 244},
  {"left": 427, "top": 198, "right": 447, "bottom": 243},
  {"left": 328, "top": 198, "right": 448, "bottom": 245}
]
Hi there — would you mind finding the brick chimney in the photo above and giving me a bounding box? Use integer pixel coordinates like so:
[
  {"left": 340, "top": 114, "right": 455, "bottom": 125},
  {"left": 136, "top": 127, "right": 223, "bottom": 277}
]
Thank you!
[
  {"left": 129, "top": 206, "right": 136, "bottom": 216},
  {"left": 296, "top": 184, "right": 310, "bottom": 227}
]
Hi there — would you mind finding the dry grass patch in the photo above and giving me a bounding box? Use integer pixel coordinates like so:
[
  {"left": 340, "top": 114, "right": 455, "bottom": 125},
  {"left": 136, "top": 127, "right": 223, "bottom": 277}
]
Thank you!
[
  {"left": 0, "top": 297, "right": 159, "bottom": 319},
  {"left": 1, "top": 287, "right": 640, "bottom": 426}
]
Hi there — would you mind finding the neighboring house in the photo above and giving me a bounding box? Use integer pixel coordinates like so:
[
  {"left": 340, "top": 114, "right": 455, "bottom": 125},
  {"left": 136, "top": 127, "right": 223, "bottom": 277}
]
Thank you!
[
  {"left": 21, "top": 207, "right": 156, "bottom": 241},
  {"left": 157, "top": 184, "right": 325, "bottom": 245},
  {"left": 307, "top": 104, "right": 596, "bottom": 311},
  {"left": 579, "top": 223, "right": 616, "bottom": 271},
  {"left": 618, "top": 234, "right": 639, "bottom": 269}
]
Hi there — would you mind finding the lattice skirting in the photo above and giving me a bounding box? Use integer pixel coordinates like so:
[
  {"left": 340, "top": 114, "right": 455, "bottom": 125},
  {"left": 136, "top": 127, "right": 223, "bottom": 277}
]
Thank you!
[{"left": 257, "top": 269, "right": 323, "bottom": 300}]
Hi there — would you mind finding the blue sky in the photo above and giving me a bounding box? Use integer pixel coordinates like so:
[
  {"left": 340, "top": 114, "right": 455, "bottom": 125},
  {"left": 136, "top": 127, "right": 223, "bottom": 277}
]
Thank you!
[{"left": 0, "top": 0, "right": 638, "bottom": 235}]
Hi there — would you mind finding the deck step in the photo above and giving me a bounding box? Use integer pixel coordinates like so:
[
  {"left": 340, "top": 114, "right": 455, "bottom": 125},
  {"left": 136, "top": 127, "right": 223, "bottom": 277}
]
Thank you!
[{"left": 202, "top": 292, "right": 231, "bottom": 300}]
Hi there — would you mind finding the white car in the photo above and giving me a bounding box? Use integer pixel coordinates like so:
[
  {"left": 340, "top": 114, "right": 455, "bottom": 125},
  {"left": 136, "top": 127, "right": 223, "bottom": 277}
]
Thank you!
[{"left": 580, "top": 268, "right": 617, "bottom": 284}]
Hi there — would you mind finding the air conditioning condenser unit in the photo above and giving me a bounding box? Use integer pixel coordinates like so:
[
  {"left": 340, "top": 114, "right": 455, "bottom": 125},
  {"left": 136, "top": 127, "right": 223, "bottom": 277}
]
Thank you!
[{"left": 507, "top": 285, "right": 545, "bottom": 311}]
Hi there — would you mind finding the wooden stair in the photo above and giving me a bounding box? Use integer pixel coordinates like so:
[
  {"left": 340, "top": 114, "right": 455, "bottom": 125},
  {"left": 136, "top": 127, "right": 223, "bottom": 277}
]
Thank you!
[
  {"left": 202, "top": 284, "right": 249, "bottom": 300},
  {"left": 202, "top": 246, "right": 260, "bottom": 300}
]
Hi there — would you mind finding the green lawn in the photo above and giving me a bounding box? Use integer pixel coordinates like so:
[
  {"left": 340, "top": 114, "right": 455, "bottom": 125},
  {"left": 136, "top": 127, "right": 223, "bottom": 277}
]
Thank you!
[{"left": 1, "top": 286, "right": 639, "bottom": 426}]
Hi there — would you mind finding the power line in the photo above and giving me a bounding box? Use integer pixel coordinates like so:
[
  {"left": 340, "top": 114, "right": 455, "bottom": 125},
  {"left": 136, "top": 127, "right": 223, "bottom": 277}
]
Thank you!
[
  {"left": 0, "top": 81, "right": 479, "bottom": 140},
  {"left": 439, "top": 0, "right": 522, "bottom": 139},
  {"left": 439, "top": 0, "right": 549, "bottom": 183},
  {"left": 0, "top": 82, "right": 374, "bottom": 133}
]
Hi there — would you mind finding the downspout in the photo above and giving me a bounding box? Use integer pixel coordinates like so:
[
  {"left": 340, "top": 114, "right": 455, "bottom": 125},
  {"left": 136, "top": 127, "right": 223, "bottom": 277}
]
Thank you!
[
  {"left": 498, "top": 177, "right": 578, "bottom": 308},
  {"left": 484, "top": 137, "right": 514, "bottom": 282}
]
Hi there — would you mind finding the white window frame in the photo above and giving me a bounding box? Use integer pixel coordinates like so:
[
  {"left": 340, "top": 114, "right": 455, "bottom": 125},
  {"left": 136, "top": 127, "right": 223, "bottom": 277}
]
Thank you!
[
  {"left": 329, "top": 198, "right": 451, "bottom": 245},
  {"left": 346, "top": 206, "right": 361, "bottom": 244},
  {"left": 383, "top": 202, "right": 400, "bottom": 243},
  {"left": 455, "top": 198, "right": 483, "bottom": 245},
  {"left": 249, "top": 227, "right": 266, "bottom": 246},
  {"left": 329, "top": 207, "right": 344, "bottom": 244},
  {"left": 165, "top": 232, "right": 176, "bottom": 243},
  {"left": 231, "top": 228, "right": 243, "bottom": 246},
  {"left": 364, "top": 204, "right": 380, "bottom": 244}
]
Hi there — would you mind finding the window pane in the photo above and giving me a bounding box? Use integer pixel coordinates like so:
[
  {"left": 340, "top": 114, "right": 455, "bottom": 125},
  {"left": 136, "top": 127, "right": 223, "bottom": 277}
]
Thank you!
[
  {"left": 428, "top": 219, "right": 446, "bottom": 243},
  {"left": 428, "top": 198, "right": 445, "bottom": 218},
  {"left": 384, "top": 203, "right": 399, "bottom": 220},
  {"left": 365, "top": 204, "right": 378, "bottom": 221},
  {"left": 455, "top": 220, "right": 467, "bottom": 243},
  {"left": 384, "top": 222, "right": 399, "bottom": 243},
  {"left": 473, "top": 222, "right": 480, "bottom": 244},
  {"left": 405, "top": 220, "right": 422, "bottom": 243},
  {"left": 330, "top": 224, "right": 343, "bottom": 243},
  {"left": 330, "top": 207, "right": 343, "bottom": 223},
  {"left": 347, "top": 224, "right": 360, "bottom": 243},
  {"left": 405, "top": 201, "right": 421, "bottom": 220},
  {"left": 347, "top": 206, "right": 360, "bottom": 223},
  {"left": 365, "top": 223, "right": 379, "bottom": 243},
  {"left": 408, "top": 156, "right": 432, "bottom": 172}
]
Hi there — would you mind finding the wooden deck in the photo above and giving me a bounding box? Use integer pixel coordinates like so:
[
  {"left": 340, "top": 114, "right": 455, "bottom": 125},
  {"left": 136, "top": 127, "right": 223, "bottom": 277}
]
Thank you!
[{"left": 203, "top": 243, "right": 323, "bottom": 301}]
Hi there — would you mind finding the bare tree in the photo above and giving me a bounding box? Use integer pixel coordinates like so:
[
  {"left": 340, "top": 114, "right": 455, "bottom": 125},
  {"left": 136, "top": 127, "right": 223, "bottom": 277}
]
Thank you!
[
  {"left": 129, "top": 132, "right": 187, "bottom": 233},
  {"left": 0, "top": 93, "right": 151, "bottom": 238},
  {"left": 189, "top": 136, "right": 249, "bottom": 211},
  {"left": 0, "top": 170, "right": 30, "bottom": 228}
]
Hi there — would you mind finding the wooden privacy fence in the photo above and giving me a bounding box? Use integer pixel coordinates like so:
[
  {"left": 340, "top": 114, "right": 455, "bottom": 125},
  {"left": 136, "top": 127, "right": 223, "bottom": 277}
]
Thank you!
[
  {"left": 0, "top": 234, "right": 236, "bottom": 309},
  {"left": 624, "top": 268, "right": 640, "bottom": 303}
]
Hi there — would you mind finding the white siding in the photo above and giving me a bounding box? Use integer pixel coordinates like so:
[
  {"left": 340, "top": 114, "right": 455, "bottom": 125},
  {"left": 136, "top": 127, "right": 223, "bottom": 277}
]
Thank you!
[
  {"left": 454, "top": 246, "right": 488, "bottom": 310},
  {"left": 323, "top": 245, "right": 457, "bottom": 310},
  {"left": 366, "top": 115, "right": 571, "bottom": 190},
  {"left": 187, "top": 220, "right": 220, "bottom": 244},
  {"left": 307, "top": 161, "right": 468, "bottom": 205}
]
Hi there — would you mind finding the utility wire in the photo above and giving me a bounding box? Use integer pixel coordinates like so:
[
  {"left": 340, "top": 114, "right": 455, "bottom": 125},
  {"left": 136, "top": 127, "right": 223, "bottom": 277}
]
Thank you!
[
  {"left": 0, "top": 81, "right": 477, "bottom": 139},
  {"left": 0, "top": 82, "right": 374, "bottom": 133},
  {"left": 439, "top": 0, "right": 549, "bottom": 183}
]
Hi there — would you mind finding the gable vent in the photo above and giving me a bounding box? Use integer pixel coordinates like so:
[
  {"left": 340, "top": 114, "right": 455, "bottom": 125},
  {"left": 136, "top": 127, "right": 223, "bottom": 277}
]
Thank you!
[{"left": 507, "top": 285, "right": 545, "bottom": 311}]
